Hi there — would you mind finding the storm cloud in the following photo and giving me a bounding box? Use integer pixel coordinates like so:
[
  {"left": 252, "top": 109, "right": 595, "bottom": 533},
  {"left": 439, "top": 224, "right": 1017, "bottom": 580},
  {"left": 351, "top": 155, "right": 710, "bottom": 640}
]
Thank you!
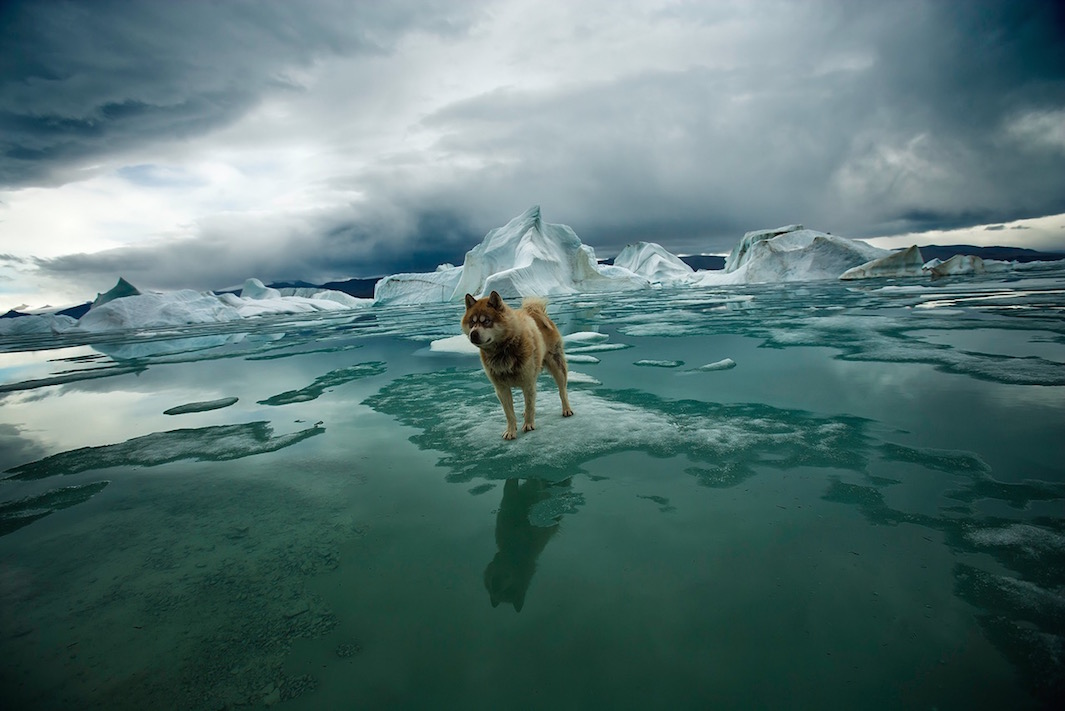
[{"left": 2, "top": 0, "right": 1064, "bottom": 303}]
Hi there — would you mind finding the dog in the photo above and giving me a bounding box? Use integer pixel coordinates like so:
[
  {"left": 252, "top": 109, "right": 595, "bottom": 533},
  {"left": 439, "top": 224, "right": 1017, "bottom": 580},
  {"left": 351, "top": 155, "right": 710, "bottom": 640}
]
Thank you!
[{"left": 462, "top": 290, "right": 573, "bottom": 440}]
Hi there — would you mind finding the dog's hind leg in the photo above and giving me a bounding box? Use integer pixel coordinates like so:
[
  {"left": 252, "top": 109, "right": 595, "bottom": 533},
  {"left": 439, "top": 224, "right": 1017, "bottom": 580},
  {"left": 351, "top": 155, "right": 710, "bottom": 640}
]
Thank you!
[
  {"left": 493, "top": 383, "right": 519, "bottom": 440},
  {"left": 545, "top": 349, "right": 574, "bottom": 417}
]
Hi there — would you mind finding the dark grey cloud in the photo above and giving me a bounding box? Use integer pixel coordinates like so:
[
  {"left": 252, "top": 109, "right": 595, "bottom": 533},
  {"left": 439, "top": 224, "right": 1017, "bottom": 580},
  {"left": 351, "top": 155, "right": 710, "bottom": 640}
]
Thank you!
[
  {"left": 0, "top": 0, "right": 483, "bottom": 188},
  {"left": 11, "top": 0, "right": 1065, "bottom": 297},
  {"left": 381, "top": 0, "right": 1065, "bottom": 256}
]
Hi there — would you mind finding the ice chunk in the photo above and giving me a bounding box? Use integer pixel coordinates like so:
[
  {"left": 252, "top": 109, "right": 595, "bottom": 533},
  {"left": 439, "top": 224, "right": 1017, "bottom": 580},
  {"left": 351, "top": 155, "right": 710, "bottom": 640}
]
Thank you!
[
  {"left": 930, "top": 254, "right": 987, "bottom": 278},
  {"left": 634, "top": 360, "right": 685, "bottom": 368},
  {"left": 566, "top": 343, "right": 632, "bottom": 353},
  {"left": 564, "top": 371, "right": 600, "bottom": 385},
  {"left": 612, "top": 242, "right": 694, "bottom": 284},
  {"left": 164, "top": 397, "right": 240, "bottom": 415},
  {"left": 691, "top": 358, "right": 736, "bottom": 372},
  {"left": 429, "top": 334, "right": 480, "bottom": 355},
  {"left": 563, "top": 331, "right": 610, "bottom": 345},
  {"left": 840, "top": 245, "right": 926, "bottom": 280},
  {"left": 565, "top": 354, "right": 600, "bottom": 364}
]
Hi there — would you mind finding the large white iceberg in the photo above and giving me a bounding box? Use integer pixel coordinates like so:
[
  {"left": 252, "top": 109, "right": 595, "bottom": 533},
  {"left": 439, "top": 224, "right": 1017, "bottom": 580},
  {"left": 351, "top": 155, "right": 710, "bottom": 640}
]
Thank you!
[
  {"left": 375, "top": 206, "right": 648, "bottom": 305},
  {"left": 694, "top": 225, "right": 889, "bottom": 285},
  {"left": 77, "top": 289, "right": 242, "bottom": 332},
  {"left": 612, "top": 242, "right": 694, "bottom": 284},
  {"left": 839, "top": 245, "right": 927, "bottom": 280}
]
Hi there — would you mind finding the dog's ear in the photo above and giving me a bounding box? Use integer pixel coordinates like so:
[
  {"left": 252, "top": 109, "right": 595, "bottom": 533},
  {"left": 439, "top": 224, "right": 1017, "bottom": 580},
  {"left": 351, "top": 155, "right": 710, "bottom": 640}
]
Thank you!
[
  {"left": 464, "top": 293, "right": 476, "bottom": 309},
  {"left": 488, "top": 291, "right": 503, "bottom": 310}
]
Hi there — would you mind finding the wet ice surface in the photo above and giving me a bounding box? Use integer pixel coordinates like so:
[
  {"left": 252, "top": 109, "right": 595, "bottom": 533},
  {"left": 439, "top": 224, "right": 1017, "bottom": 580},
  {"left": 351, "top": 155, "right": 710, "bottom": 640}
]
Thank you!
[{"left": 1, "top": 271, "right": 1064, "bottom": 709}]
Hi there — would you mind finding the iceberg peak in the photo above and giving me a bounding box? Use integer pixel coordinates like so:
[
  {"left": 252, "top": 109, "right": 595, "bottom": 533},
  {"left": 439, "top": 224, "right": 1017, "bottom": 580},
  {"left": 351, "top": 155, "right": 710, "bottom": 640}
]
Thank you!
[
  {"left": 374, "top": 206, "right": 648, "bottom": 305},
  {"left": 92, "top": 277, "right": 142, "bottom": 308}
]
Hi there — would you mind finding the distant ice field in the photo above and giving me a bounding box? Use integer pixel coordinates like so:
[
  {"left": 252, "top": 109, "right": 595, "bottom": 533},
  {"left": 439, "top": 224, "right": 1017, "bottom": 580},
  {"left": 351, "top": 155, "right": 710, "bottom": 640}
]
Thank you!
[{"left": 1, "top": 269, "right": 1063, "bottom": 709}]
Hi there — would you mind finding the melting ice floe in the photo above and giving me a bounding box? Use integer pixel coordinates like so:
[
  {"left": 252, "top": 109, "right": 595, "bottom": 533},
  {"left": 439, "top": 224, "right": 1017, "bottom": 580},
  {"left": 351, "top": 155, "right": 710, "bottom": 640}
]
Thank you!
[{"left": 363, "top": 368, "right": 872, "bottom": 482}]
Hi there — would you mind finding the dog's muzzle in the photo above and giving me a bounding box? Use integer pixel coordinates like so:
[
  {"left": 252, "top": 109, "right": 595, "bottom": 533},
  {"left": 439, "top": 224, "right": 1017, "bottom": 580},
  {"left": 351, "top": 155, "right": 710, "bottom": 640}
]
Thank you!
[{"left": 469, "top": 329, "right": 482, "bottom": 345}]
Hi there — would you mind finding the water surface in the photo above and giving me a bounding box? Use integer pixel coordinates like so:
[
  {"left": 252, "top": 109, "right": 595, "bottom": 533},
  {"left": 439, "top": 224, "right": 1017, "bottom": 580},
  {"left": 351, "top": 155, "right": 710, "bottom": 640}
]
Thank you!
[{"left": 1, "top": 273, "right": 1063, "bottom": 709}]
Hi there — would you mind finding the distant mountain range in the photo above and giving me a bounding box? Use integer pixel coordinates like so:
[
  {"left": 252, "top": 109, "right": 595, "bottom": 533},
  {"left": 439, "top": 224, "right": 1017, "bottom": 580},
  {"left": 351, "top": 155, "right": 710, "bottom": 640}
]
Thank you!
[{"left": 914, "top": 244, "right": 1063, "bottom": 263}]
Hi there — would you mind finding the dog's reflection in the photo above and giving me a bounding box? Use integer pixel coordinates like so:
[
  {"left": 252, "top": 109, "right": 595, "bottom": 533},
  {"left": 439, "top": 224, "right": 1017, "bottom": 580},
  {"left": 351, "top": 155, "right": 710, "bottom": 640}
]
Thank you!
[{"left": 484, "top": 478, "right": 565, "bottom": 612}]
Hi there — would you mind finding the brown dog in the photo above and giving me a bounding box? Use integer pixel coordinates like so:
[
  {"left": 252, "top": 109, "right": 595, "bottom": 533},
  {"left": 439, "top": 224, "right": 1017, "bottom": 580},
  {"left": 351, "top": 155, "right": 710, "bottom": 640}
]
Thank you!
[{"left": 462, "top": 291, "right": 573, "bottom": 439}]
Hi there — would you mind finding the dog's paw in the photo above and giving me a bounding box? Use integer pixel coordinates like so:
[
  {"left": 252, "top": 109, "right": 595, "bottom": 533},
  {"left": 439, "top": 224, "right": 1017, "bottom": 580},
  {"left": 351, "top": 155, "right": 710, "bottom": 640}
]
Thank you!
[
  {"left": 562, "top": 408, "right": 574, "bottom": 417},
  {"left": 522, "top": 422, "right": 535, "bottom": 432},
  {"left": 502, "top": 428, "right": 517, "bottom": 440}
]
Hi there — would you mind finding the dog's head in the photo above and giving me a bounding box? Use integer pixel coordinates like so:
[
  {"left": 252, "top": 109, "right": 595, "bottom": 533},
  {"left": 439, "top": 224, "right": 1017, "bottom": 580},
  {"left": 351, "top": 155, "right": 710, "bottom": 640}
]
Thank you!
[{"left": 462, "top": 291, "right": 507, "bottom": 348}]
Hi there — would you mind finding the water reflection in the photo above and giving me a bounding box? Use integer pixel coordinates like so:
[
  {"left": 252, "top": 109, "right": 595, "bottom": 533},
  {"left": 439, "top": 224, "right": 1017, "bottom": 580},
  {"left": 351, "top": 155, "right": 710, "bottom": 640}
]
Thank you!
[
  {"left": 4, "top": 420, "right": 324, "bottom": 480},
  {"left": 484, "top": 478, "right": 573, "bottom": 612}
]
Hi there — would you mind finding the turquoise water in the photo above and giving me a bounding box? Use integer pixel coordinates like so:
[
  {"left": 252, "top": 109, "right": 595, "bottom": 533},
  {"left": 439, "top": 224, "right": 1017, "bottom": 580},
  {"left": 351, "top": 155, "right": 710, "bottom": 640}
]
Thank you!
[{"left": 1, "top": 273, "right": 1063, "bottom": 709}]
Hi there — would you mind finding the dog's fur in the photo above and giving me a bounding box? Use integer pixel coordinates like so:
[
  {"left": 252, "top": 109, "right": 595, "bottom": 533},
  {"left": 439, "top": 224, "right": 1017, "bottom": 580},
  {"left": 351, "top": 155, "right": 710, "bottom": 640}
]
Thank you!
[{"left": 462, "top": 290, "right": 573, "bottom": 440}]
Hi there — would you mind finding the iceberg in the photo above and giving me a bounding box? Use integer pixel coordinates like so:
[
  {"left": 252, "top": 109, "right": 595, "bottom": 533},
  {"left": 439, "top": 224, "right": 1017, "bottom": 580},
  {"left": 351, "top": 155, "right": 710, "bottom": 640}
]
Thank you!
[
  {"left": 374, "top": 266, "right": 464, "bottom": 306},
  {"left": 930, "top": 254, "right": 987, "bottom": 279},
  {"left": 374, "top": 206, "right": 648, "bottom": 305},
  {"left": 77, "top": 289, "right": 242, "bottom": 332},
  {"left": 218, "top": 280, "right": 367, "bottom": 317},
  {"left": 612, "top": 242, "right": 694, "bottom": 284},
  {"left": 0, "top": 312, "right": 78, "bottom": 335},
  {"left": 696, "top": 225, "right": 890, "bottom": 284},
  {"left": 840, "top": 245, "right": 927, "bottom": 280}
]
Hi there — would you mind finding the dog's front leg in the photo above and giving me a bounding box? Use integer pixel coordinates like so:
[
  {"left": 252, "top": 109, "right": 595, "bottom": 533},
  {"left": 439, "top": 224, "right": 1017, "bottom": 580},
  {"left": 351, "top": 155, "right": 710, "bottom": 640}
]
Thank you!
[
  {"left": 521, "top": 385, "right": 536, "bottom": 433},
  {"left": 494, "top": 384, "right": 518, "bottom": 439}
]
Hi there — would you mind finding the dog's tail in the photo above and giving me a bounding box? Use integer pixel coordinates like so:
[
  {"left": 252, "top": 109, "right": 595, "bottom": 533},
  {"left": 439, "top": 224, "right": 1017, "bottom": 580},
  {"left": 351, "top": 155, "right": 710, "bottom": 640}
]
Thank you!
[{"left": 521, "top": 296, "right": 548, "bottom": 314}]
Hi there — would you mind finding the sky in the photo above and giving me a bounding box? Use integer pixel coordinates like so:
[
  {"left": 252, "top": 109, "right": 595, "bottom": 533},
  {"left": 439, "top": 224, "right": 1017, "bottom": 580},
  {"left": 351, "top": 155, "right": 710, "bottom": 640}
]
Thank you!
[{"left": 1, "top": 0, "right": 1064, "bottom": 309}]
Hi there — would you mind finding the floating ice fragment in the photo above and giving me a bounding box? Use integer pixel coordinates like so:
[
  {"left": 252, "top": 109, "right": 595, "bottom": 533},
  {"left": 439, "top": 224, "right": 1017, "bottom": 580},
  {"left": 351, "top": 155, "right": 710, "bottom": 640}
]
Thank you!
[
  {"left": 634, "top": 360, "right": 684, "bottom": 368},
  {"left": 564, "top": 371, "right": 600, "bottom": 385},
  {"left": 563, "top": 331, "right": 610, "bottom": 345},
  {"left": 164, "top": 397, "right": 240, "bottom": 415},
  {"left": 565, "top": 354, "right": 600, "bottom": 364},
  {"left": 566, "top": 343, "right": 632, "bottom": 354},
  {"left": 691, "top": 358, "right": 736, "bottom": 372},
  {"left": 429, "top": 335, "right": 480, "bottom": 355}
]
